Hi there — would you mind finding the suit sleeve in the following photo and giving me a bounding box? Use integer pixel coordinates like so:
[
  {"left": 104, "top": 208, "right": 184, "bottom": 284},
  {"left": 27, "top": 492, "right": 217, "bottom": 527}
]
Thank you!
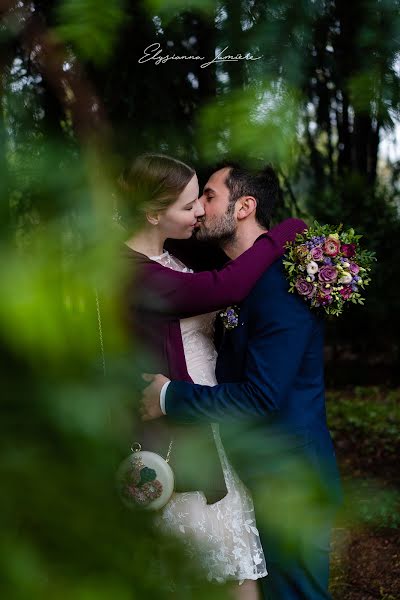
[
  {"left": 165, "top": 284, "right": 315, "bottom": 422},
  {"left": 137, "top": 218, "right": 306, "bottom": 318}
]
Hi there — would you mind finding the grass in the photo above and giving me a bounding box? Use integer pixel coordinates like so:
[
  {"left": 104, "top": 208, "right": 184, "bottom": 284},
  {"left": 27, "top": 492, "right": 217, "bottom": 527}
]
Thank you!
[
  {"left": 327, "top": 386, "right": 400, "bottom": 467},
  {"left": 326, "top": 387, "right": 400, "bottom": 599}
]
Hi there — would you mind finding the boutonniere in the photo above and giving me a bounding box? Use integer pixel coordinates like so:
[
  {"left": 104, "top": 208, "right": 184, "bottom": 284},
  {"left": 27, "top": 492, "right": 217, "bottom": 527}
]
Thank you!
[{"left": 219, "top": 306, "right": 240, "bottom": 330}]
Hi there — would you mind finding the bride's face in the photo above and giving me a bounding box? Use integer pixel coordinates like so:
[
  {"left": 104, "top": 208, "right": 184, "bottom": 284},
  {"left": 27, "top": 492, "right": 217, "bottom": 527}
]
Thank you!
[{"left": 158, "top": 174, "right": 204, "bottom": 239}]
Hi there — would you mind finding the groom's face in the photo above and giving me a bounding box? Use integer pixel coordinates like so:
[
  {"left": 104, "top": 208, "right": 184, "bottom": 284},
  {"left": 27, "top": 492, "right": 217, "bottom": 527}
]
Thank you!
[{"left": 196, "top": 167, "right": 237, "bottom": 244}]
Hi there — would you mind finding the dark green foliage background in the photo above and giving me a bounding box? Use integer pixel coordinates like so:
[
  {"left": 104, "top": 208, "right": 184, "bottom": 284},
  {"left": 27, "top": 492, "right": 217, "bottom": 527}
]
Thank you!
[{"left": 1, "top": 1, "right": 399, "bottom": 598}]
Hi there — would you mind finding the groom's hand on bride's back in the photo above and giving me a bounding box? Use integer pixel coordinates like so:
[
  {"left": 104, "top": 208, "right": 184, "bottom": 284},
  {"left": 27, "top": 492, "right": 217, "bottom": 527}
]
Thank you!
[{"left": 140, "top": 373, "right": 169, "bottom": 421}]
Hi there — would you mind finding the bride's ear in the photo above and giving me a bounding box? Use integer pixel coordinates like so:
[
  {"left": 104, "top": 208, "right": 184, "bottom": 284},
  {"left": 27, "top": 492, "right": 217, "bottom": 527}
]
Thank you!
[{"left": 145, "top": 212, "right": 160, "bottom": 226}]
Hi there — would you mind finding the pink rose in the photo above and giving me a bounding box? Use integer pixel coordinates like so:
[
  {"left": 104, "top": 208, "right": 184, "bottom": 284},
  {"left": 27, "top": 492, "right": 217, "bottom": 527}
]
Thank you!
[
  {"left": 342, "top": 243, "right": 356, "bottom": 258},
  {"left": 318, "top": 265, "right": 338, "bottom": 283},
  {"left": 310, "top": 246, "right": 324, "bottom": 261},
  {"left": 340, "top": 286, "right": 353, "bottom": 300},
  {"left": 295, "top": 278, "right": 316, "bottom": 298},
  {"left": 142, "top": 480, "right": 163, "bottom": 501},
  {"left": 349, "top": 262, "right": 360, "bottom": 275},
  {"left": 323, "top": 236, "right": 341, "bottom": 257},
  {"left": 130, "top": 487, "right": 150, "bottom": 506}
]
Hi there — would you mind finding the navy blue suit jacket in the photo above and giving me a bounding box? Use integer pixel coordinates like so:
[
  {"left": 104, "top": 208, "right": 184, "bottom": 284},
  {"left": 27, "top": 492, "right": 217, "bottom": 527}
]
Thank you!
[{"left": 166, "top": 259, "right": 342, "bottom": 504}]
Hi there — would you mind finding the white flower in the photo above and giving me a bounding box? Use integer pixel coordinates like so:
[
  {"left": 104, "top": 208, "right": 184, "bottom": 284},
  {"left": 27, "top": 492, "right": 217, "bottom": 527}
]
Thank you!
[
  {"left": 339, "top": 273, "right": 352, "bottom": 284},
  {"left": 307, "top": 261, "right": 319, "bottom": 275}
]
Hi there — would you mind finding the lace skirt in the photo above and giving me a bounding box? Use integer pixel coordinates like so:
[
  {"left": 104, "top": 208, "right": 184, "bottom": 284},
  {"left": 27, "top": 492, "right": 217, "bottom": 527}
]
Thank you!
[{"left": 157, "top": 424, "right": 267, "bottom": 583}]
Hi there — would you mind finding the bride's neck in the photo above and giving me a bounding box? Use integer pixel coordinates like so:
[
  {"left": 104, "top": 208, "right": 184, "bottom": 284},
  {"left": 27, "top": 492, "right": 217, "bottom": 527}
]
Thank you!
[{"left": 125, "top": 227, "right": 165, "bottom": 258}]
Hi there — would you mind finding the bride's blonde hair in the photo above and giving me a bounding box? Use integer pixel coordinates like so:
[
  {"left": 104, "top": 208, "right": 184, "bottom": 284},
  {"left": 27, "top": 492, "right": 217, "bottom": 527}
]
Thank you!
[{"left": 118, "top": 154, "right": 195, "bottom": 224}]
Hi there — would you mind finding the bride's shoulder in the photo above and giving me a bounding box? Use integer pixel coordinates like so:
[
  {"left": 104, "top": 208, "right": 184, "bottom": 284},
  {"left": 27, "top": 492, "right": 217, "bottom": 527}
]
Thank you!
[{"left": 151, "top": 251, "right": 194, "bottom": 274}]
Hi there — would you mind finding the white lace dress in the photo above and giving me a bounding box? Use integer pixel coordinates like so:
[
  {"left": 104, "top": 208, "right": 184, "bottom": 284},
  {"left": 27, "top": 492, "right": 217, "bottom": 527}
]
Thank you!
[{"left": 150, "top": 250, "right": 267, "bottom": 584}]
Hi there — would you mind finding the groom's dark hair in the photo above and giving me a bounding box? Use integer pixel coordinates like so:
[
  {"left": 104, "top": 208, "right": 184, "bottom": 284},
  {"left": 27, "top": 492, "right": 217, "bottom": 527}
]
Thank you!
[{"left": 215, "top": 161, "right": 281, "bottom": 229}]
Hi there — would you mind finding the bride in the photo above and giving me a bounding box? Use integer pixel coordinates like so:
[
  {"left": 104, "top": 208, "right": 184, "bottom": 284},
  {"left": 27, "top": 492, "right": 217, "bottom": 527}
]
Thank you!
[{"left": 119, "top": 153, "right": 304, "bottom": 598}]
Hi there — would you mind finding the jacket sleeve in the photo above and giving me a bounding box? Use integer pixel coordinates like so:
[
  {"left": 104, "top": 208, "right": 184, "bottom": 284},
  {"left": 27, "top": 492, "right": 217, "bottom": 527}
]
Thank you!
[
  {"left": 137, "top": 218, "right": 306, "bottom": 318},
  {"left": 164, "top": 281, "right": 315, "bottom": 422}
]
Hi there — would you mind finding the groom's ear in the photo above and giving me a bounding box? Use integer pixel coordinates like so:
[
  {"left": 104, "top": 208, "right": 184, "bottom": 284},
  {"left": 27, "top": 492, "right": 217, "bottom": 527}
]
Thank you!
[{"left": 236, "top": 196, "right": 257, "bottom": 220}]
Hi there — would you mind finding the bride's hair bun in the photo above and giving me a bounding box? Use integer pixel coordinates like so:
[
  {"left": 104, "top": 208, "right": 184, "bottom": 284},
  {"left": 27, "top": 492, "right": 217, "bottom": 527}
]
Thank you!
[{"left": 118, "top": 154, "right": 195, "bottom": 226}]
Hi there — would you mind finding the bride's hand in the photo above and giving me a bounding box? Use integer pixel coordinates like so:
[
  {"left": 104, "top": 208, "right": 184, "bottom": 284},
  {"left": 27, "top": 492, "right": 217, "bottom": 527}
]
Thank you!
[{"left": 140, "top": 373, "right": 169, "bottom": 421}]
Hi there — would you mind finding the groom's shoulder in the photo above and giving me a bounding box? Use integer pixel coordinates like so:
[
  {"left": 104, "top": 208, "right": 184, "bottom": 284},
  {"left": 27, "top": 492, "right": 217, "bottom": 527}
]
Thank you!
[
  {"left": 255, "top": 257, "right": 288, "bottom": 292},
  {"left": 249, "top": 258, "right": 316, "bottom": 319},
  {"left": 245, "top": 258, "right": 287, "bottom": 307}
]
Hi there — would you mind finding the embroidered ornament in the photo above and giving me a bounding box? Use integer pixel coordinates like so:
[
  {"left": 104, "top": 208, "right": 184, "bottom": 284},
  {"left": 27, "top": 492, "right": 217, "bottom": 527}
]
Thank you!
[{"left": 116, "top": 447, "right": 174, "bottom": 510}]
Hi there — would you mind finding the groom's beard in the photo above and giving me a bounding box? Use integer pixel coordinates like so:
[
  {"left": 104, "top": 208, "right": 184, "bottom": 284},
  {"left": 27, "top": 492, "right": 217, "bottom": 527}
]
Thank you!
[{"left": 195, "top": 203, "right": 237, "bottom": 246}]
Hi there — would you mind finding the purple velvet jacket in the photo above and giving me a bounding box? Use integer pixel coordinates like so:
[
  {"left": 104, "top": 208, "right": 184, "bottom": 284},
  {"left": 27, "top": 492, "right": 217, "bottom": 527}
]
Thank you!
[{"left": 122, "top": 218, "right": 306, "bottom": 502}]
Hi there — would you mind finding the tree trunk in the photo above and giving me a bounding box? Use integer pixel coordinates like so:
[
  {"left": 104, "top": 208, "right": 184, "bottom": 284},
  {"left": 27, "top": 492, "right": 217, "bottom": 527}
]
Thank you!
[{"left": 0, "top": 47, "right": 12, "bottom": 237}]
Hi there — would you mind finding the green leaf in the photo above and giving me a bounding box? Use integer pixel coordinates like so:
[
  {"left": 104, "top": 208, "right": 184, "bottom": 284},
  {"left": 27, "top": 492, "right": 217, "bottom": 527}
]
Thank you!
[{"left": 56, "top": 0, "right": 126, "bottom": 65}]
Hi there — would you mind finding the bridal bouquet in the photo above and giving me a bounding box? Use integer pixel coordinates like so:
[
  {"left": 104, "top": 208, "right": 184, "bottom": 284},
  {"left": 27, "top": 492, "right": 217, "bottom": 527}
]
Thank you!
[{"left": 283, "top": 222, "right": 376, "bottom": 316}]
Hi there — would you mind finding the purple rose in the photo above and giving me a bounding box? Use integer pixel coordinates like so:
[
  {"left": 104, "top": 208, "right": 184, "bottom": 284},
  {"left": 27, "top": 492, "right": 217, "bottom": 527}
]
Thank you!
[
  {"left": 349, "top": 262, "right": 360, "bottom": 275},
  {"left": 295, "top": 278, "right": 316, "bottom": 299},
  {"left": 342, "top": 243, "right": 356, "bottom": 258},
  {"left": 310, "top": 246, "right": 324, "bottom": 261},
  {"left": 318, "top": 265, "right": 338, "bottom": 284},
  {"left": 319, "top": 285, "right": 333, "bottom": 296}
]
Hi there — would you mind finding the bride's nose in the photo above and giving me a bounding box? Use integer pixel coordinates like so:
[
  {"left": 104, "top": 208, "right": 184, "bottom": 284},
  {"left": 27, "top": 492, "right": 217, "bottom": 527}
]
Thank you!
[{"left": 194, "top": 199, "right": 205, "bottom": 218}]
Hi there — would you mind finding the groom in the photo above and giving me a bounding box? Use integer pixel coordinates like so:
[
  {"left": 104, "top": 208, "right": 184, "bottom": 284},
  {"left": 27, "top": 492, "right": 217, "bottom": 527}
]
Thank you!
[{"left": 141, "top": 163, "right": 342, "bottom": 599}]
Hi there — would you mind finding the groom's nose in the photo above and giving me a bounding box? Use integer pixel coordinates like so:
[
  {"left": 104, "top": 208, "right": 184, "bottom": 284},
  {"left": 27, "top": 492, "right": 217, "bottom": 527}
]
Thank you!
[{"left": 194, "top": 198, "right": 205, "bottom": 218}]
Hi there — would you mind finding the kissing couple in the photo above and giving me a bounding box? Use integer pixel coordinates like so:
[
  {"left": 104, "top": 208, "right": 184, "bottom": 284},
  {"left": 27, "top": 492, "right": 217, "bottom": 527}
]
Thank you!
[{"left": 120, "top": 154, "right": 342, "bottom": 599}]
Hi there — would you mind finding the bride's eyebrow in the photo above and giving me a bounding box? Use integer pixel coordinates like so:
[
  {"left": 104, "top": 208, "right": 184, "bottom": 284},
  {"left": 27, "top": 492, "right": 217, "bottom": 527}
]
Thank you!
[{"left": 184, "top": 199, "right": 196, "bottom": 207}]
